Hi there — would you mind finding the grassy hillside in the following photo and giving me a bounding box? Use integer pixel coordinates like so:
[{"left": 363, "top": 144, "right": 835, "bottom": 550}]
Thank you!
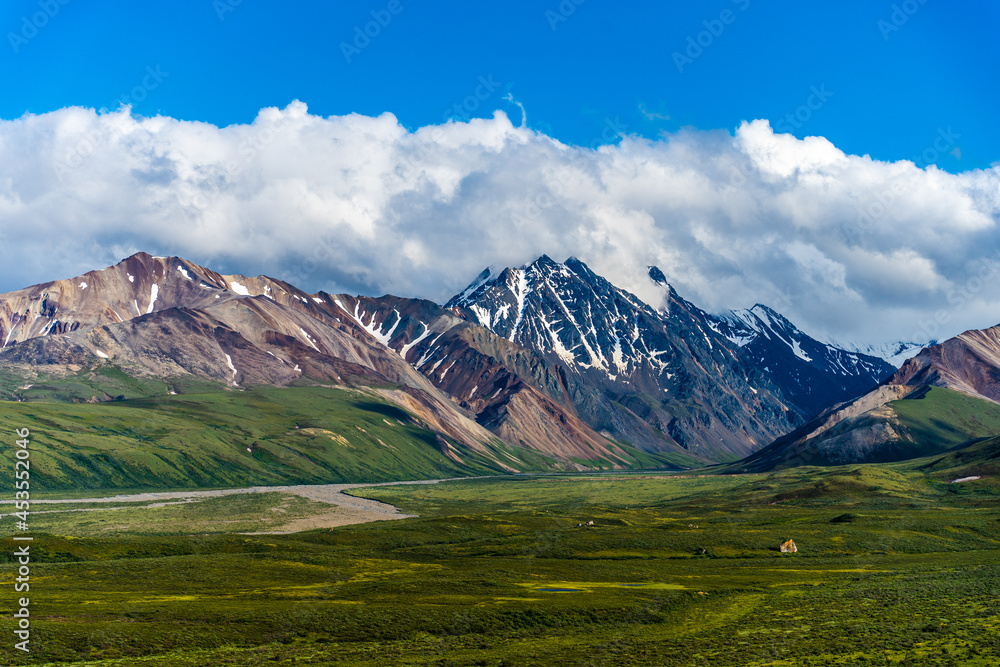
[
  {"left": 739, "top": 386, "right": 1000, "bottom": 472},
  {"left": 890, "top": 385, "right": 1000, "bottom": 450},
  {"left": 0, "top": 363, "right": 694, "bottom": 479},
  {"left": 0, "top": 364, "right": 226, "bottom": 403},
  {"left": 911, "top": 434, "right": 1000, "bottom": 481},
  {"left": 0, "top": 385, "right": 556, "bottom": 489}
]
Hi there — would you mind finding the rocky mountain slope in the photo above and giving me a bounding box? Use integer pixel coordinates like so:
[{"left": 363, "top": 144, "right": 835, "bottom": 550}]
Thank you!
[
  {"left": 737, "top": 324, "right": 1000, "bottom": 470},
  {"left": 708, "top": 304, "right": 895, "bottom": 417},
  {"left": 327, "top": 294, "right": 647, "bottom": 466},
  {"left": 0, "top": 252, "right": 904, "bottom": 472},
  {"left": 890, "top": 325, "right": 1000, "bottom": 400},
  {"left": 444, "top": 256, "right": 893, "bottom": 460},
  {"left": 0, "top": 253, "right": 668, "bottom": 472}
]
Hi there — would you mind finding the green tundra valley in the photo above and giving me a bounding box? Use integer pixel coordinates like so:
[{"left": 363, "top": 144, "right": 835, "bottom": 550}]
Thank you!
[{"left": 2, "top": 392, "right": 998, "bottom": 665}]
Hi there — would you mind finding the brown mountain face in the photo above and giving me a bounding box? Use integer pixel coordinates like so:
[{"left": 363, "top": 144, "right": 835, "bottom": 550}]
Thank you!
[
  {"left": 738, "top": 325, "right": 1000, "bottom": 471},
  {"left": 0, "top": 253, "right": 642, "bottom": 470},
  {"left": 890, "top": 325, "right": 1000, "bottom": 402},
  {"left": 0, "top": 253, "right": 438, "bottom": 392},
  {"left": 329, "top": 295, "right": 656, "bottom": 467}
]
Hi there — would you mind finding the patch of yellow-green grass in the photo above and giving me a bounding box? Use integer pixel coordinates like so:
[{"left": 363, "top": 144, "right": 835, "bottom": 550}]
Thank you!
[{"left": 515, "top": 581, "right": 688, "bottom": 592}]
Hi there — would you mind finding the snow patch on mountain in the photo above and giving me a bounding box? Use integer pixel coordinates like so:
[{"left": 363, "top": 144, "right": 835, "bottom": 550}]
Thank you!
[
  {"left": 399, "top": 322, "right": 434, "bottom": 360},
  {"left": 470, "top": 304, "right": 493, "bottom": 329},
  {"left": 339, "top": 300, "right": 407, "bottom": 351},
  {"left": 828, "top": 339, "right": 929, "bottom": 368},
  {"left": 511, "top": 269, "right": 529, "bottom": 340},
  {"left": 146, "top": 284, "right": 159, "bottom": 314},
  {"left": 224, "top": 353, "right": 238, "bottom": 385},
  {"left": 298, "top": 327, "right": 321, "bottom": 352}
]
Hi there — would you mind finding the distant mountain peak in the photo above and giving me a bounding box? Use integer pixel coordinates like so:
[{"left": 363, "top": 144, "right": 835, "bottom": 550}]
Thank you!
[
  {"left": 647, "top": 266, "right": 668, "bottom": 286},
  {"left": 444, "top": 256, "right": 901, "bottom": 459},
  {"left": 826, "top": 338, "right": 929, "bottom": 368}
]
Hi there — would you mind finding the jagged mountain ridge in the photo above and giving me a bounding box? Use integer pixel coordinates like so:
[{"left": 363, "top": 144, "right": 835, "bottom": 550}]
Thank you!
[
  {"left": 0, "top": 253, "right": 659, "bottom": 471},
  {"left": 709, "top": 304, "right": 896, "bottom": 417},
  {"left": 328, "top": 294, "right": 660, "bottom": 467},
  {"left": 328, "top": 293, "right": 714, "bottom": 464},
  {"left": 0, "top": 251, "right": 900, "bottom": 470},
  {"left": 446, "top": 256, "right": 690, "bottom": 384},
  {"left": 890, "top": 324, "right": 1000, "bottom": 400},
  {"left": 445, "top": 256, "right": 798, "bottom": 458},
  {"left": 0, "top": 253, "right": 424, "bottom": 389},
  {"left": 826, "top": 338, "right": 929, "bottom": 368},
  {"left": 443, "top": 256, "right": 893, "bottom": 459}
]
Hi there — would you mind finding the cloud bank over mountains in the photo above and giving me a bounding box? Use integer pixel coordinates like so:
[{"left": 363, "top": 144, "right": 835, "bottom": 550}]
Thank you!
[{"left": 1, "top": 101, "right": 998, "bottom": 345}]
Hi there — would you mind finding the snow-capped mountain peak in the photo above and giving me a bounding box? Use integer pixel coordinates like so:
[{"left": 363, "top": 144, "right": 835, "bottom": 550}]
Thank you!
[
  {"left": 448, "top": 256, "right": 897, "bottom": 428},
  {"left": 643, "top": 265, "right": 674, "bottom": 313},
  {"left": 447, "top": 255, "right": 690, "bottom": 379},
  {"left": 712, "top": 305, "right": 812, "bottom": 360}
]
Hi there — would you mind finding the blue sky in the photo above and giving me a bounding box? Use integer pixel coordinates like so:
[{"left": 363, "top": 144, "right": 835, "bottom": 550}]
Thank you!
[{"left": 2, "top": 0, "right": 997, "bottom": 171}]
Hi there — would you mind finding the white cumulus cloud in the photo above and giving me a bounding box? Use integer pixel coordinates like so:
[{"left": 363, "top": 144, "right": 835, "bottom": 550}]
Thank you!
[{"left": 1, "top": 102, "right": 999, "bottom": 347}]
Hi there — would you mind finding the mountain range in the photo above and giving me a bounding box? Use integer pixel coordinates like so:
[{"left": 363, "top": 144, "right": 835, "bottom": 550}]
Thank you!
[
  {"left": 444, "top": 256, "right": 896, "bottom": 459},
  {"left": 739, "top": 323, "right": 1000, "bottom": 472},
  {"left": 0, "top": 251, "right": 944, "bottom": 483}
]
